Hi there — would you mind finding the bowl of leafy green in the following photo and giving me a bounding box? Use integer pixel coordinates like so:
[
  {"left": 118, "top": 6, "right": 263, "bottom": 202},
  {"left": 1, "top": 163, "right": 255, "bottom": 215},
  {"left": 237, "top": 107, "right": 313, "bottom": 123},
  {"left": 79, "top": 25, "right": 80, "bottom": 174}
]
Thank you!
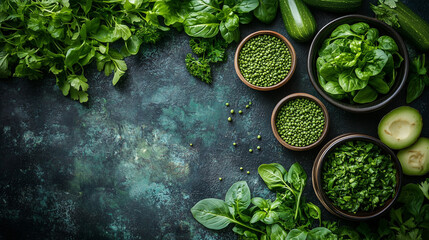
[
  {"left": 307, "top": 15, "right": 409, "bottom": 113},
  {"left": 312, "top": 133, "right": 403, "bottom": 221}
]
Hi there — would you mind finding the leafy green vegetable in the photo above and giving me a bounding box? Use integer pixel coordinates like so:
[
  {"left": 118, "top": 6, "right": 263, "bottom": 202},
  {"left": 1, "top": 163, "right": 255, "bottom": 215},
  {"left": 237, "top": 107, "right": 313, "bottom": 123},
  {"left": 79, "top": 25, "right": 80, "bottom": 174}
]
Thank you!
[
  {"left": 191, "top": 198, "right": 234, "bottom": 230},
  {"left": 406, "top": 54, "right": 429, "bottom": 103},
  {"left": 419, "top": 179, "right": 429, "bottom": 201},
  {"left": 322, "top": 140, "right": 397, "bottom": 213},
  {"left": 254, "top": 0, "right": 279, "bottom": 24},
  {"left": 316, "top": 22, "right": 402, "bottom": 104},
  {"left": 185, "top": 37, "right": 228, "bottom": 84}
]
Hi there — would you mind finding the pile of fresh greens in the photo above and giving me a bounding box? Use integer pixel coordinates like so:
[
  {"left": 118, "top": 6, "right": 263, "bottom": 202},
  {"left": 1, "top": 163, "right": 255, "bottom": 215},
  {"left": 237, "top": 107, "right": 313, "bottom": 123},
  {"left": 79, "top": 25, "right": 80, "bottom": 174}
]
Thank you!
[
  {"left": 191, "top": 161, "right": 429, "bottom": 240},
  {"left": 322, "top": 140, "right": 397, "bottom": 213},
  {"left": 317, "top": 22, "right": 403, "bottom": 104},
  {"left": 0, "top": 0, "right": 279, "bottom": 102},
  {"left": 191, "top": 162, "right": 339, "bottom": 239},
  {"left": 406, "top": 54, "right": 429, "bottom": 103}
]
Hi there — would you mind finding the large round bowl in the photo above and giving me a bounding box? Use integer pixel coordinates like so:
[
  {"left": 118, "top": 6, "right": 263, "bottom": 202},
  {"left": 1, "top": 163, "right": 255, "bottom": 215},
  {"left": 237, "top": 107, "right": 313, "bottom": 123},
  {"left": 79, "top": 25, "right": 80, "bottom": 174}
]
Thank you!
[
  {"left": 312, "top": 133, "right": 403, "bottom": 221},
  {"left": 307, "top": 15, "right": 409, "bottom": 113}
]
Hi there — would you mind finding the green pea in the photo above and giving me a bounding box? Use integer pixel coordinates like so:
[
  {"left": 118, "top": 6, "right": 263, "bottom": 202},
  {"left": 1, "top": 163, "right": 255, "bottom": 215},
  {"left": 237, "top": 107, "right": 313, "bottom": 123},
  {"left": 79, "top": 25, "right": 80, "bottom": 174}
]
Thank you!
[
  {"left": 228, "top": 117, "right": 232, "bottom": 122},
  {"left": 230, "top": 109, "right": 234, "bottom": 114}
]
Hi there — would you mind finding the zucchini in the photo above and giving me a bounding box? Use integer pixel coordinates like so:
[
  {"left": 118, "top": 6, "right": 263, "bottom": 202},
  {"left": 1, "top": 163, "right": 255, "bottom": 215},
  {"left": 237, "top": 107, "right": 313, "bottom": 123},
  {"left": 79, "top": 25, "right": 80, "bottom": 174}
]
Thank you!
[
  {"left": 372, "top": 1, "right": 429, "bottom": 52},
  {"left": 279, "top": 0, "right": 316, "bottom": 42},
  {"left": 302, "top": 0, "right": 362, "bottom": 13}
]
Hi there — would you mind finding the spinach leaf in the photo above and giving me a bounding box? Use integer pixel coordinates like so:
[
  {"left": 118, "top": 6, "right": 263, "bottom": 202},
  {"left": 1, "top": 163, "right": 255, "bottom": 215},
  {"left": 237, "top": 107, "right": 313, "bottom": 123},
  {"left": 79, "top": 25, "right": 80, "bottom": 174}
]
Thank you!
[
  {"left": 406, "top": 54, "right": 428, "bottom": 103},
  {"left": 231, "top": 0, "right": 260, "bottom": 13},
  {"left": 225, "top": 181, "right": 251, "bottom": 216},
  {"left": 319, "top": 62, "right": 339, "bottom": 82},
  {"left": 258, "top": 163, "right": 289, "bottom": 191},
  {"left": 339, "top": 71, "right": 367, "bottom": 92},
  {"left": 330, "top": 24, "right": 359, "bottom": 39},
  {"left": 369, "top": 75, "right": 390, "bottom": 94},
  {"left": 270, "top": 224, "right": 288, "bottom": 240},
  {"left": 286, "top": 229, "right": 308, "bottom": 240},
  {"left": 191, "top": 198, "right": 234, "bottom": 230},
  {"left": 189, "top": 0, "right": 220, "bottom": 14},
  {"left": 351, "top": 22, "right": 370, "bottom": 35},
  {"left": 361, "top": 49, "right": 389, "bottom": 76},
  {"left": 377, "top": 35, "right": 398, "bottom": 53},
  {"left": 287, "top": 163, "right": 307, "bottom": 191},
  {"left": 220, "top": 21, "right": 240, "bottom": 43},
  {"left": 184, "top": 12, "right": 220, "bottom": 38},
  {"left": 365, "top": 28, "right": 379, "bottom": 43},
  {"left": 254, "top": 0, "right": 278, "bottom": 24},
  {"left": 353, "top": 85, "right": 378, "bottom": 104}
]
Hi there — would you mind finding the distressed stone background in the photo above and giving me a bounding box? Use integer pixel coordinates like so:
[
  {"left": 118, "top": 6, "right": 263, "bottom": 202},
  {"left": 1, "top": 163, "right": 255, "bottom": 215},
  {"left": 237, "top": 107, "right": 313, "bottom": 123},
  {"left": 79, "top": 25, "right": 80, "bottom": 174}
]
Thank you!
[{"left": 1, "top": 0, "right": 428, "bottom": 239}]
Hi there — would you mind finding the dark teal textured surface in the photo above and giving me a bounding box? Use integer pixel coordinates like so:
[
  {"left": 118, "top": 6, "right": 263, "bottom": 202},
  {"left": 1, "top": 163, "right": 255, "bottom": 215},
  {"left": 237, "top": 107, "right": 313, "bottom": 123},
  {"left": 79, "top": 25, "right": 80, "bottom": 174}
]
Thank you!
[{"left": 1, "top": 1, "right": 428, "bottom": 239}]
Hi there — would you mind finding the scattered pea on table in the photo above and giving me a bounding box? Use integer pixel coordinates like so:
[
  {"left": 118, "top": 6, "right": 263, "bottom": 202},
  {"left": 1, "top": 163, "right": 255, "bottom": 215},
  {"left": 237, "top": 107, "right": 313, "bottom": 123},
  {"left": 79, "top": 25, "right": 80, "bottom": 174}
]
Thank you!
[
  {"left": 228, "top": 117, "right": 232, "bottom": 122},
  {"left": 230, "top": 109, "right": 234, "bottom": 114}
]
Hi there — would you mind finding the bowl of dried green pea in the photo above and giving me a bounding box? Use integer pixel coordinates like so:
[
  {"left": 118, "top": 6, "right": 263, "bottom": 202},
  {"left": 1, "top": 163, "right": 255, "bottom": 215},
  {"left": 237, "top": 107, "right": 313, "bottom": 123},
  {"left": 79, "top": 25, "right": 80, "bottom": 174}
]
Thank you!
[
  {"left": 234, "top": 30, "right": 296, "bottom": 91},
  {"left": 271, "top": 93, "right": 329, "bottom": 151}
]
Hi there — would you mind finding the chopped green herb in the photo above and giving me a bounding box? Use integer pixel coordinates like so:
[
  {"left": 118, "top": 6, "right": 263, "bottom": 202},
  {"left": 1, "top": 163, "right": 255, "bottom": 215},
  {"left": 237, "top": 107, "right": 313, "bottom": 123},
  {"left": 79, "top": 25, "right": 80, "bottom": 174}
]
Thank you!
[{"left": 322, "top": 140, "right": 397, "bottom": 213}]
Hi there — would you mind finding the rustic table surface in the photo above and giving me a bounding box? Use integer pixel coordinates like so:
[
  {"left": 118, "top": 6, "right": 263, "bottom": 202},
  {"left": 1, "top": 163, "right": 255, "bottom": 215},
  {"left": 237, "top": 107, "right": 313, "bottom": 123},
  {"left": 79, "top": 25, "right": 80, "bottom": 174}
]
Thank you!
[{"left": 1, "top": 0, "right": 428, "bottom": 239}]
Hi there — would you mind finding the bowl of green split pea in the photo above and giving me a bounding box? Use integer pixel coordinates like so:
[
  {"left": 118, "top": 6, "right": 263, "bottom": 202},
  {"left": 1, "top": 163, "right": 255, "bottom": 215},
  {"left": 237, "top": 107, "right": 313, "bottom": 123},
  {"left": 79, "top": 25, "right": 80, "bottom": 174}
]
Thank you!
[
  {"left": 234, "top": 30, "right": 296, "bottom": 91},
  {"left": 271, "top": 93, "right": 329, "bottom": 151}
]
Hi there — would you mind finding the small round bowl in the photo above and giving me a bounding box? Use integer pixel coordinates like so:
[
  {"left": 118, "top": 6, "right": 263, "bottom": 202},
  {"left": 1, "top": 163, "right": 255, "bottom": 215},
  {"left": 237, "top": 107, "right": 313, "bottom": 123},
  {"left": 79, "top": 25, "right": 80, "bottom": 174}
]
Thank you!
[
  {"left": 235, "top": 30, "right": 297, "bottom": 91},
  {"left": 307, "top": 15, "right": 409, "bottom": 113},
  {"left": 312, "top": 133, "right": 403, "bottom": 221},
  {"left": 271, "top": 93, "right": 329, "bottom": 151}
]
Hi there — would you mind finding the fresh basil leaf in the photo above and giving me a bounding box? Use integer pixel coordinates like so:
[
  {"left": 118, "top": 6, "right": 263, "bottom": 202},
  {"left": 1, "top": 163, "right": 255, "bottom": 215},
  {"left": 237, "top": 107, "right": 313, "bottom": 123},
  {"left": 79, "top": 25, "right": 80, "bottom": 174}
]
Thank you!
[
  {"left": 353, "top": 85, "right": 378, "bottom": 103},
  {"left": 287, "top": 163, "right": 307, "bottom": 191},
  {"left": 237, "top": 12, "right": 253, "bottom": 24},
  {"left": 308, "top": 227, "right": 336, "bottom": 240},
  {"left": 270, "top": 224, "right": 287, "bottom": 240},
  {"left": 252, "top": 197, "right": 269, "bottom": 209},
  {"left": 190, "top": 198, "right": 234, "bottom": 230},
  {"left": 258, "top": 164, "right": 287, "bottom": 191},
  {"left": 220, "top": 21, "right": 240, "bottom": 43},
  {"left": 184, "top": 12, "right": 220, "bottom": 38},
  {"left": 261, "top": 210, "right": 279, "bottom": 224},
  {"left": 286, "top": 229, "right": 308, "bottom": 240},
  {"left": 188, "top": 0, "right": 220, "bottom": 14},
  {"left": 224, "top": 14, "right": 239, "bottom": 31},
  {"left": 250, "top": 211, "right": 266, "bottom": 224},
  {"left": 254, "top": 0, "right": 278, "bottom": 24},
  {"left": 232, "top": 0, "right": 259, "bottom": 13},
  {"left": 225, "top": 181, "right": 251, "bottom": 216}
]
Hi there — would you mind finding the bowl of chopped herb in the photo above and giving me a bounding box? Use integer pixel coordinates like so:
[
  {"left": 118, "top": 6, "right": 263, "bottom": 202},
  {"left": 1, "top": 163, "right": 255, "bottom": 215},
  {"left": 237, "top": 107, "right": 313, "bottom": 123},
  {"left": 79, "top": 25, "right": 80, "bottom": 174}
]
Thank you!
[
  {"left": 312, "top": 133, "right": 403, "bottom": 221},
  {"left": 271, "top": 93, "right": 329, "bottom": 151},
  {"left": 235, "top": 30, "right": 297, "bottom": 91}
]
